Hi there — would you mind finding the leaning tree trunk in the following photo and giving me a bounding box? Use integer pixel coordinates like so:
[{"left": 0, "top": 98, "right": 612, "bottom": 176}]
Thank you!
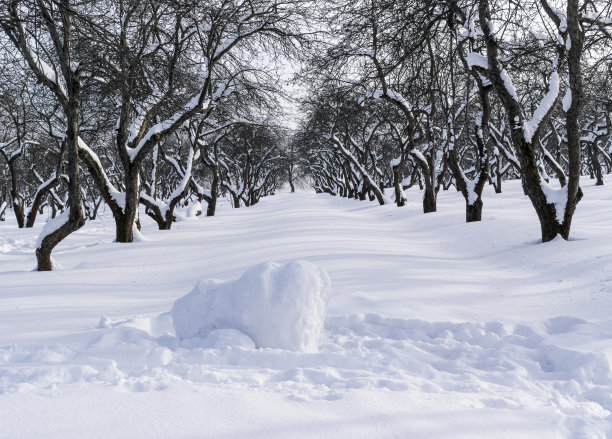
[
  {"left": 495, "top": 164, "right": 502, "bottom": 193},
  {"left": 0, "top": 200, "right": 8, "bottom": 221},
  {"left": 36, "top": 90, "right": 85, "bottom": 271},
  {"left": 26, "top": 174, "right": 59, "bottom": 227},
  {"left": 588, "top": 144, "right": 604, "bottom": 186}
]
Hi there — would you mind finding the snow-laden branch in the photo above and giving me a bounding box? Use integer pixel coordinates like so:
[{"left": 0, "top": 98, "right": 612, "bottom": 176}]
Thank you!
[
  {"left": 466, "top": 52, "right": 489, "bottom": 70},
  {"left": 540, "top": 181, "right": 568, "bottom": 224},
  {"left": 77, "top": 137, "right": 126, "bottom": 211},
  {"left": 127, "top": 91, "right": 210, "bottom": 162},
  {"left": 523, "top": 71, "right": 560, "bottom": 143},
  {"left": 36, "top": 207, "right": 70, "bottom": 249}
]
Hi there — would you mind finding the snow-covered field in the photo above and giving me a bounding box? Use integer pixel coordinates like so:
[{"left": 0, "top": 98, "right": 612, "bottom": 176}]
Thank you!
[{"left": 2, "top": 178, "right": 612, "bottom": 438}]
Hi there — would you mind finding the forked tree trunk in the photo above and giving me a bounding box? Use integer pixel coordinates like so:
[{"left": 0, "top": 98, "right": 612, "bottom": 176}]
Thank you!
[{"left": 479, "top": 0, "right": 583, "bottom": 242}]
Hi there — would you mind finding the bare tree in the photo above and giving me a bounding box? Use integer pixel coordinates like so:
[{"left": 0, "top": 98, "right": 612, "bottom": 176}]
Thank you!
[{"left": 2, "top": 0, "right": 87, "bottom": 270}]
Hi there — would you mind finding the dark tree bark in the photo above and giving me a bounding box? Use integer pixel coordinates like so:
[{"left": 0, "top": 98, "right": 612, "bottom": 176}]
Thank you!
[
  {"left": 392, "top": 162, "right": 407, "bottom": 207},
  {"left": 560, "top": 0, "right": 585, "bottom": 237},
  {"left": 588, "top": 144, "right": 604, "bottom": 186},
  {"left": 37, "top": 68, "right": 86, "bottom": 270},
  {"left": 206, "top": 168, "right": 219, "bottom": 216},
  {"left": 0, "top": 139, "right": 25, "bottom": 228},
  {"left": 478, "top": 0, "right": 583, "bottom": 242},
  {"left": 26, "top": 173, "right": 59, "bottom": 228}
]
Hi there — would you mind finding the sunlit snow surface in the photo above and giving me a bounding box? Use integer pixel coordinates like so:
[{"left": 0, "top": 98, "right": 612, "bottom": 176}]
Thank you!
[{"left": 2, "top": 177, "right": 612, "bottom": 438}]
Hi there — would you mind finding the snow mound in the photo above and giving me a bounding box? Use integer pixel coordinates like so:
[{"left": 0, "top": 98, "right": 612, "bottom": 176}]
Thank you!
[
  {"left": 172, "top": 260, "right": 331, "bottom": 352},
  {"left": 186, "top": 201, "right": 202, "bottom": 218},
  {"left": 180, "top": 328, "right": 256, "bottom": 349}
]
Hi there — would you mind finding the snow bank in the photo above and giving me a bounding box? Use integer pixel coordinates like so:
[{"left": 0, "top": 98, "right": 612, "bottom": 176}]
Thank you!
[{"left": 172, "top": 260, "right": 331, "bottom": 352}]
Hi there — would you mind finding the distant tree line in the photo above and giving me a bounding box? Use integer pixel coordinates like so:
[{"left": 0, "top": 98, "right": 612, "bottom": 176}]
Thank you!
[{"left": 293, "top": 0, "right": 612, "bottom": 241}]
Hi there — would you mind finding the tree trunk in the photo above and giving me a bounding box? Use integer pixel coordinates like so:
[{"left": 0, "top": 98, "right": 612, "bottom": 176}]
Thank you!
[
  {"left": 495, "top": 166, "right": 502, "bottom": 193},
  {"left": 114, "top": 212, "right": 133, "bottom": 242},
  {"left": 392, "top": 164, "right": 406, "bottom": 207},
  {"left": 206, "top": 169, "right": 219, "bottom": 216},
  {"left": 288, "top": 169, "right": 296, "bottom": 193},
  {"left": 115, "top": 167, "right": 140, "bottom": 243},
  {"left": 0, "top": 201, "right": 7, "bottom": 221},
  {"left": 7, "top": 164, "right": 25, "bottom": 228},
  {"left": 26, "top": 175, "right": 59, "bottom": 227},
  {"left": 479, "top": 0, "right": 582, "bottom": 242},
  {"left": 559, "top": 0, "right": 584, "bottom": 238},
  {"left": 466, "top": 198, "right": 483, "bottom": 222},
  {"left": 36, "top": 80, "right": 85, "bottom": 270},
  {"left": 589, "top": 144, "right": 604, "bottom": 186},
  {"left": 12, "top": 198, "right": 24, "bottom": 228},
  {"left": 422, "top": 182, "right": 436, "bottom": 213}
]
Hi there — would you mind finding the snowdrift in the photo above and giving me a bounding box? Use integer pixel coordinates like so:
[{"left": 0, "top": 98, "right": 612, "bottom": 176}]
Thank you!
[{"left": 172, "top": 260, "right": 331, "bottom": 352}]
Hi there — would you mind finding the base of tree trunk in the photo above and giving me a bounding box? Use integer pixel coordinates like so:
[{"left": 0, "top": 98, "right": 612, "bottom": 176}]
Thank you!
[
  {"left": 423, "top": 194, "right": 436, "bottom": 213},
  {"left": 466, "top": 199, "right": 483, "bottom": 222},
  {"left": 158, "top": 224, "right": 172, "bottom": 230},
  {"left": 541, "top": 224, "right": 563, "bottom": 243},
  {"left": 115, "top": 222, "right": 134, "bottom": 243},
  {"left": 36, "top": 249, "right": 54, "bottom": 271}
]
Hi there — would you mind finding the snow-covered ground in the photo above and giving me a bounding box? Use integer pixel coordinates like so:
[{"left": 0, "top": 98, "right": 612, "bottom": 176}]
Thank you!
[{"left": 2, "top": 177, "right": 612, "bottom": 438}]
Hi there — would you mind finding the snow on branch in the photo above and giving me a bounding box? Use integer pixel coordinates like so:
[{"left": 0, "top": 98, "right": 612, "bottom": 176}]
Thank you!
[
  {"left": 164, "top": 146, "right": 196, "bottom": 214},
  {"left": 127, "top": 91, "right": 210, "bottom": 163},
  {"left": 0, "top": 137, "right": 18, "bottom": 150},
  {"left": 540, "top": 181, "right": 568, "bottom": 224},
  {"left": 127, "top": 84, "right": 169, "bottom": 145},
  {"left": 523, "top": 71, "right": 560, "bottom": 143},
  {"left": 466, "top": 52, "right": 489, "bottom": 70},
  {"left": 77, "top": 137, "right": 126, "bottom": 211},
  {"left": 499, "top": 69, "right": 520, "bottom": 103},
  {"left": 36, "top": 207, "right": 70, "bottom": 249},
  {"left": 409, "top": 148, "right": 427, "bottom": 165}
]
